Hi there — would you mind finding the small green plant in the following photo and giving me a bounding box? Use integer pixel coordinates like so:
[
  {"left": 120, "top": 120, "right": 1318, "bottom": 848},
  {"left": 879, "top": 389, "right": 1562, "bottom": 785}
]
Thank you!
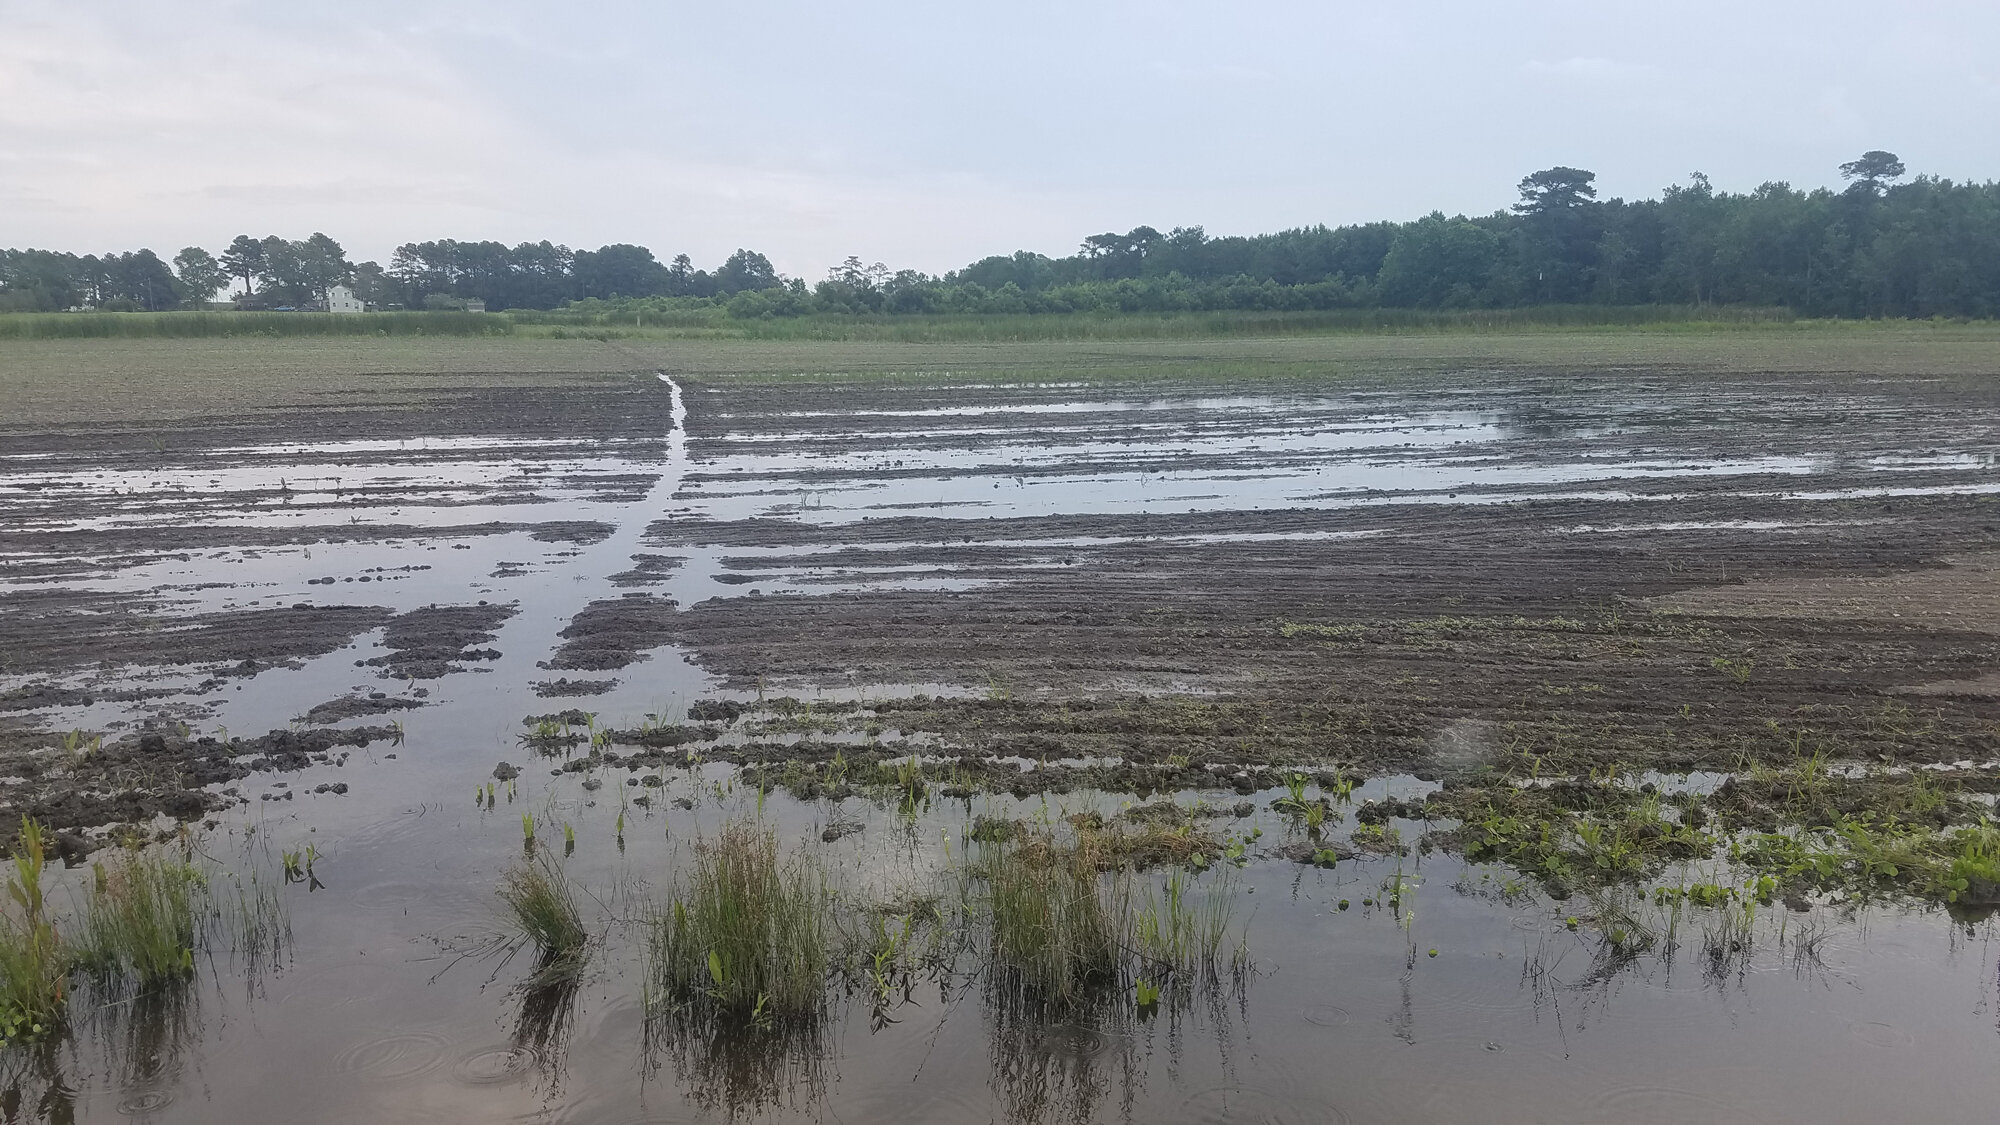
[
  {"left": 893, "top": 756, "right": 926, "bottom": 806},
  {"left": 1325, "top": 770, "right": 1356, "bottom": 804},
  {"left": 0, "top": 820, "right": 67, "bottom": 1044},
  {"left": 1283, "top": 773, "right": 1309, "bottom": 806},
  {"left": 1710, "top": 655, "right": 1754, "bottom": 685},
  {"left": 1134, "top": 978, "right": 1160, "bottom": 1008}
]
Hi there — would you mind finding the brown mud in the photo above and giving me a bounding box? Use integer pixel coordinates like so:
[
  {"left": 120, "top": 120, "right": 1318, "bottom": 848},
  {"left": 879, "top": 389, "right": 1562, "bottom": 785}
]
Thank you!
[
  {"left": 9, "top": 335, "right": 2000, "bottom": 859},
  {"left": 0, "top": 722, "right": 400, "bottom": 841}
]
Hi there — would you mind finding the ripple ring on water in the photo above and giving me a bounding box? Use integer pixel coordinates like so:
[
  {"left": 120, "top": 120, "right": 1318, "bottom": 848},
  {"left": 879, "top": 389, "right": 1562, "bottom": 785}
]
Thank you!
[
  {"left": 1589, "top": 1085, "right": 1755, "bottom": 1125},
  {"left": 1849, "top": 1019, "right": 1915, "bottom": 1049},
  {"left": 332, "top": 1031, "right": 454, "bottom": 1082},
  {"left": 1301, "top": 1003, "right": 1351, "bottom": 1027},
  {"left": 1184, "top": 1083, "right": 1347, "bottom": 1125},
  {"left": 453, "top": 1044, "right": 543, "bottom": 1086},
  {"left": 115, "top": 1089, "right": 175, "bottom": 1116}
]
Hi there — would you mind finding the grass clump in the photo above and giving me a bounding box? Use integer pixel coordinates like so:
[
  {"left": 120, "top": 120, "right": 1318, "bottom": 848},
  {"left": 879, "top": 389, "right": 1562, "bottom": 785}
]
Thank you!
[
  {"left": 498, "top": 858, "right": 588, "bottom": 980},
  {"left": 987, "top": 842, "right": 1126, "bottom": 1005},
  {"left": 979, "top": 827, "right": 1245, "bottom": 1009},
  {"left": 1132, "top": 869, "right": 1237, "bottom": 976},
  {"left": 648, "top": 821, "right": 831, "bottom": 1022},
  {"left": 73, "top": 853, "right": 205, "bottom": 987}
]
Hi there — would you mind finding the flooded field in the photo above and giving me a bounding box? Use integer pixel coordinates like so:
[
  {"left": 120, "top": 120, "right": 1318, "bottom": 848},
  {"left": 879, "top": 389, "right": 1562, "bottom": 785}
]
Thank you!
[{"left": 4, "top": 331, "right": 2000, "bottom": 1122}]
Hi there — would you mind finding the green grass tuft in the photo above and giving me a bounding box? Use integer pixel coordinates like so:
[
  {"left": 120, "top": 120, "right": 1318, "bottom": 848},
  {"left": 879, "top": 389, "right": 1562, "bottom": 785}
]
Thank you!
[
  {"left": 985, "top": 841, "right": 1126, "bottom": 1005},
  {"left": 648, "top": 820, "right": 831, "bottom": 1019},
  {"left": 497, "top": 858, "right": 588, "bottom": 977},
  {"left": 73, "top": 852, "right": 205, "bottom": 988}
]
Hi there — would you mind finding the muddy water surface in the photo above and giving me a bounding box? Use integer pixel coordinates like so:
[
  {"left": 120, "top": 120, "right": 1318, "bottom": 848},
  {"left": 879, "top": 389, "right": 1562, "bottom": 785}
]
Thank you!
[{"left": 4, "top": 364, "right": 2000, "bottom": 1122}]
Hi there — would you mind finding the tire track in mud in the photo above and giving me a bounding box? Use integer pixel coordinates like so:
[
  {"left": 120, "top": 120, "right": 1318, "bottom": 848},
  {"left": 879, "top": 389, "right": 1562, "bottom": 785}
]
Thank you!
[{"left": 200, "top": 373, "right": 707, "bottom": 734}]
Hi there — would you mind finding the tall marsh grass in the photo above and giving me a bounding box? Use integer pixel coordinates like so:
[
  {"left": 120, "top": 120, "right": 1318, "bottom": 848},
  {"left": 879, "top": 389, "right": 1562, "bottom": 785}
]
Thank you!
[
  {"left": 1132, "top": 868, "right": 1239, "bottom": 979},
  {"left": 977, "top": 829, "right": 1245, "bottom": 1008},
  {"left": 497, "top": 858, "right": 588, "bottom": 981},
  {"left": 0, "top": 819, "right": 292, "bottom": 1046},
  {"left": 647, "top": 821, "right": 831, "bottom": 1019},
  {"left": 73, "top": 854, "right": 204, "bottom": 988},
  {"left": 986, "top": 842, "right": 1126, "bottom": 1004}
]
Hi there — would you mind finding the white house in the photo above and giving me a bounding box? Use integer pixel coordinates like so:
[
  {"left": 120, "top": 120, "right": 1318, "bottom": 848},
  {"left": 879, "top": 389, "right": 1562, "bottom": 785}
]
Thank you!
[{"left": 325, "top": 285, "right": 364, "bottom": 314}]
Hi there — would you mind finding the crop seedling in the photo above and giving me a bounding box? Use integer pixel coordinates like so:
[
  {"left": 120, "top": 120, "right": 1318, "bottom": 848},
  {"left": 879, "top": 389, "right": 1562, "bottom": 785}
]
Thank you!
[
  {"left": 1283, "top": 773, "right": 1309, "bottom": 806},
  {"left": 281, "top": 844, "right": 321, "bottom": 889},
  {"left": 0, "top": 820, "right": 67, "bottom": 1044},
  {"left": 1710, "top": 656, "right": 1754, "bottom": 685},
  {"left": 1326, "top": 769, "right": 1356, "bottom": 804}
]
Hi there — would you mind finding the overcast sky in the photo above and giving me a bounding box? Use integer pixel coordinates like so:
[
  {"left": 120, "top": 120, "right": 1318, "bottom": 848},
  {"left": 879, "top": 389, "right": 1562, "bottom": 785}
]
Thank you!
[{"left": 4, "top": 0, "right": 1996, "bottom": 278}]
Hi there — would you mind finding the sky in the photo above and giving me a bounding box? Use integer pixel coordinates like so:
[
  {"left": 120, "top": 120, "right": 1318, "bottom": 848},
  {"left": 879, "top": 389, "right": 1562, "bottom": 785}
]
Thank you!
[{"left": 4, "top": 0, "right": 1997, "bottom": 279}]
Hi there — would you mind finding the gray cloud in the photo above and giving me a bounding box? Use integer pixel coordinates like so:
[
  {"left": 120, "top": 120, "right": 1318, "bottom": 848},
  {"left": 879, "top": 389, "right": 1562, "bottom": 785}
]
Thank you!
[{"left": 3, "top": 0, "right": 1995, "bottom": 277}]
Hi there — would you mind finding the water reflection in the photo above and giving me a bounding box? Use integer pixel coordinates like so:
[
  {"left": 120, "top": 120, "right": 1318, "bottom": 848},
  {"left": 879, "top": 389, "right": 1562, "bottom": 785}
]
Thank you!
[
  {"left": 643, "top": 1005, "right": 832, "bottom": 1120},
  {"left": 984, "top": 974, "right": 1243, "bottom": 1125},
  {"left": 0, "top": 978, "right": 199, "bottom": 1125},
  {"left": 509, "top": 969, "right": 581, "bottom": 1097}
]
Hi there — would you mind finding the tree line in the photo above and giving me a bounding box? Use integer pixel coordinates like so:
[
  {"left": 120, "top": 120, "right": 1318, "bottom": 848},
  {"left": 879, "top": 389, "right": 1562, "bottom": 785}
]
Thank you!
[
  {"left": 0, "top": 234, "right": 792, "bottom": 313},
  {"left": 4, "top": 152, "right": 1997, "bottom": 319}
]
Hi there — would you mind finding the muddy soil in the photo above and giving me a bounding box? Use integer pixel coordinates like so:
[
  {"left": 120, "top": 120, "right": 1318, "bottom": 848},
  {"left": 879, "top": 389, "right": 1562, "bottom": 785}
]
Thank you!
[
  {"left": 9, "top": 337, "right": 2000, "bottom": 847},
  {"left": 1, "top": 591, "right": 394, "bottom": 675},
  {"left": 635, "top": 369, "right": 2000, "bottom": 792},
  {"left": 546, "top": 593, "right": 682, "bottom": 670},
  {"left": 0, "top": 722, "right": 399, "bottom": 839},
  {"left": 363, "top": 602, "right": 517, "bottom": 679}
]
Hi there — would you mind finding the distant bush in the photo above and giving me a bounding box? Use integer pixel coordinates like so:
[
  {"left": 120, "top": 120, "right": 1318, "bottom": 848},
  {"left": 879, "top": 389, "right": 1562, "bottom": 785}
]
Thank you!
[{"left": 0, "top": 310, "right": 514, "bottom": 340}]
